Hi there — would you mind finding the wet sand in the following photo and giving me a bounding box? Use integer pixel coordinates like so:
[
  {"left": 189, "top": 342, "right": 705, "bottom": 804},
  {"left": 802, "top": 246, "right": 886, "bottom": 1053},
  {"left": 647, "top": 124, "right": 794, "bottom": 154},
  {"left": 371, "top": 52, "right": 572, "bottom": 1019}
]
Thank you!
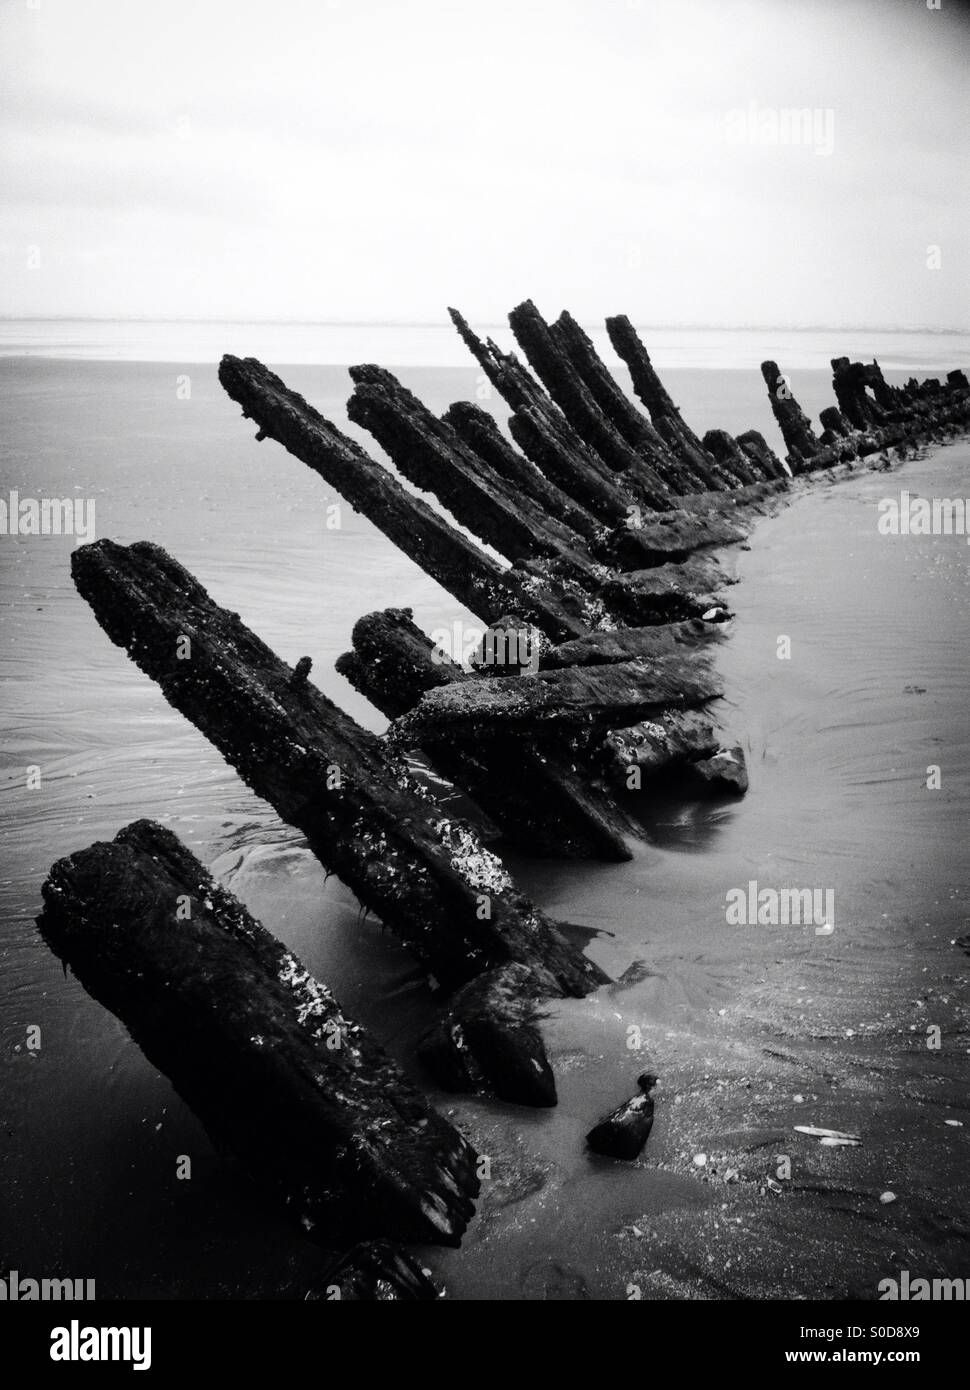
[{"left": 419, "top": 444, "right": 970, "bottom": 1299}]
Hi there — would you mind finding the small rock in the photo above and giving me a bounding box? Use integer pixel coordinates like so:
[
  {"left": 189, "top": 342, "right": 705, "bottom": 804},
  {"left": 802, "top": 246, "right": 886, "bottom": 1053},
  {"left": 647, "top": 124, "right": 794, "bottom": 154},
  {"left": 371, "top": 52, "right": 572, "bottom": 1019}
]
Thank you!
[
  {"left": 879, "top": 1191, "right": 897, "bottom": 1205},
  {"left": 692, "top": 1153, "right": 708, "bottom": 1168},
  {"left": 688, "top": 746, "right": 748, "bottom": 797}
]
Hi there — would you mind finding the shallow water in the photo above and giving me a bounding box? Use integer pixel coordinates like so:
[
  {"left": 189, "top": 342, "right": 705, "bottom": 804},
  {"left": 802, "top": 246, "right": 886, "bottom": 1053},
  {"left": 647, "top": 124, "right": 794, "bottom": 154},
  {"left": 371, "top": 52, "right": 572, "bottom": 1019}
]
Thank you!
[{"left": 1, "top": 341, "right": 967, "bottom": 1298}]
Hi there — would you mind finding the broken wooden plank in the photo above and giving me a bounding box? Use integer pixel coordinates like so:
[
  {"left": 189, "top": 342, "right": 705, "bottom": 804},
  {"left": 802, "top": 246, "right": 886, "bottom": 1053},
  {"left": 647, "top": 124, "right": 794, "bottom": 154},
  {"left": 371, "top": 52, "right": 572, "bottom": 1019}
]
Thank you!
[
  {"left": 337, "top": 607, "right": 632, "bottom": 861},
  {"left": 37, "top": 819, "right": 481, "bottom": 1248},
  {"left": 599, "top": 555, "right": 732, "bottom": 626},
  {"left": 70, "top": 539, "right": 607, "bottom": 999},
  {"left": 592, "top": 506, "right": 746, "bottom": 570},
  {"left": 542, "top": 619, "right": 725, "bottom": 670},
  {"left": 395, "top": 654, "right": 723, "bottom": 742}
]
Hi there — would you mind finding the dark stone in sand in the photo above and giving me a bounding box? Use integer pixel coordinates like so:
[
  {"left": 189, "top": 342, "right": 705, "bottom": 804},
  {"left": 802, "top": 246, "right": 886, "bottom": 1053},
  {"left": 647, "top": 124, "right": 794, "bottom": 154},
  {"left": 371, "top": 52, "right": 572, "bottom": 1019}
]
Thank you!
[
  {"left": 587, "top": 1072, "right": 658, "bottom": 1160},
  {"left": 687, "top": 745, "right": 749, "bottom": 795}
]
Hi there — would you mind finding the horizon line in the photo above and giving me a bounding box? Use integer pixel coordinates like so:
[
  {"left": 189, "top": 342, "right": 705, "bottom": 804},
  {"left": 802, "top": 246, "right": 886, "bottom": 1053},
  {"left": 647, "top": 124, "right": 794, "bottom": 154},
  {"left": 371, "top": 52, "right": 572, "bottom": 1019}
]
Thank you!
[{"left": 0, "top": 315, "right": 966, "bottom": 336}]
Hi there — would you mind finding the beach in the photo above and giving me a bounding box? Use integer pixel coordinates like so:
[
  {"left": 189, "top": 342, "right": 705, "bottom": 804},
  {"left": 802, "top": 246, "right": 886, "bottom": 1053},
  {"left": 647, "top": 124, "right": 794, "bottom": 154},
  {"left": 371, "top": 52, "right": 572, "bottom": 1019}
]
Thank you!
[{"left": 1, "top": 329, "right": 967, "bottom": 1298}]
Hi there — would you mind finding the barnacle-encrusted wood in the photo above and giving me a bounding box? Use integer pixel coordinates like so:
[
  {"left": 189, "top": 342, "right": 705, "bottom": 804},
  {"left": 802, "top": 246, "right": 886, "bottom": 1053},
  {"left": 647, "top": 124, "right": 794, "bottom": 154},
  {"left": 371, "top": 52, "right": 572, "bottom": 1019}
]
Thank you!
[
  {"left": 337, "top": 607, "right": 633, "bottom": 861},
  {"left": 70, "top": 539, "right": 607, "bottom": 1000},
  {"left": 394, "top": 653, "right": 723, "bottom": 742},
  {"left": 37, "top": 820, "right": 480, "bottom": 1247}
]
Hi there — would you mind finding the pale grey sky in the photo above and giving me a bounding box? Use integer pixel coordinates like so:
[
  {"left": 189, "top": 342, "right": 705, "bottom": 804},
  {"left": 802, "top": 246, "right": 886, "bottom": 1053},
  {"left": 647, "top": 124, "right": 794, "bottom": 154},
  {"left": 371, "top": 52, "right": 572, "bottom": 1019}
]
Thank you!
[{"left": 1, "top": 0, "right": 967, "bottom": 327}]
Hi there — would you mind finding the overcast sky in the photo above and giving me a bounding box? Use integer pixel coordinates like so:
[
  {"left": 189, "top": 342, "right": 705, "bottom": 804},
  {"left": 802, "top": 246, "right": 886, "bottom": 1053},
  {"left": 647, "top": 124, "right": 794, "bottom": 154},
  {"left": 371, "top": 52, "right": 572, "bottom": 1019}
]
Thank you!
[{"left": 1, "top": 0, "right": 967, "bottom": 327}]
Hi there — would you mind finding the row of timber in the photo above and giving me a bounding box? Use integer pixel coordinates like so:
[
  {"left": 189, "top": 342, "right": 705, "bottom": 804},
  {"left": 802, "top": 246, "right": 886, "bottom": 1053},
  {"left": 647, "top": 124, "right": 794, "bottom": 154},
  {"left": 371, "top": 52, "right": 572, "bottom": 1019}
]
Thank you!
[{"left": 39, "top": 302, "right": 970, "bottom": 1295}]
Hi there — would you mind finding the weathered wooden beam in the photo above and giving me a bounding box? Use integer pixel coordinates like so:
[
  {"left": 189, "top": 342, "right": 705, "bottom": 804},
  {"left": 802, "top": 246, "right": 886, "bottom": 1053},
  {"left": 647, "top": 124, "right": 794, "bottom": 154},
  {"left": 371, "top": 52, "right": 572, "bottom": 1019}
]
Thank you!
[
  {"left": 542, "top": 618, "right": 725, "bottom": 670},
  {"left": 735, "top": 429, "right": 789, "bottom": 480},
  {"left": 507, "top": 300, "right": 674, "bottom": 508},
  {"left": 549, "top": 311, "right": 690, "bottom": 483},
  {"left": 599, "top": 555, "right": 732, "bottom": 625},
  {"left": 591, "top": 507, "right": 747, "bottom": 571},
  {"left": 702, "top": 429, "right": 761, "bottom": 485},
  {"left": 442, "top": 401, "right": 602, "bottom": 544},
  {"left": 218, "top": 354, "right": 588, "bottom": 643},
  {"left": 395, "top": 654, "right": 723, "bottom": 742},
  {"left": 831, "top": 357, "right": 884, "bottom": 433},
  {"left": 605, "top": 315, "right": 728, "bottom": 487},
  {"left": 760, "top": 360, "right": 820, "bottom": 467},
  {"left": 337, "top": 608, "right": 632, "bottom": 861},
  {"left": 506, "top": 406, "right": 640, "bottom": 524},
  {"left": 449, "top": 307, "right": 651, "bottom": 524},
  {"left": 346, "top": 364, "right": 592, "bottom": 572},
  {"left": 37, "top": 819, "right": 481, "bottom": 1248},
  {"left": 71, "top": 539, "right": 607, "bottom": 999}
]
